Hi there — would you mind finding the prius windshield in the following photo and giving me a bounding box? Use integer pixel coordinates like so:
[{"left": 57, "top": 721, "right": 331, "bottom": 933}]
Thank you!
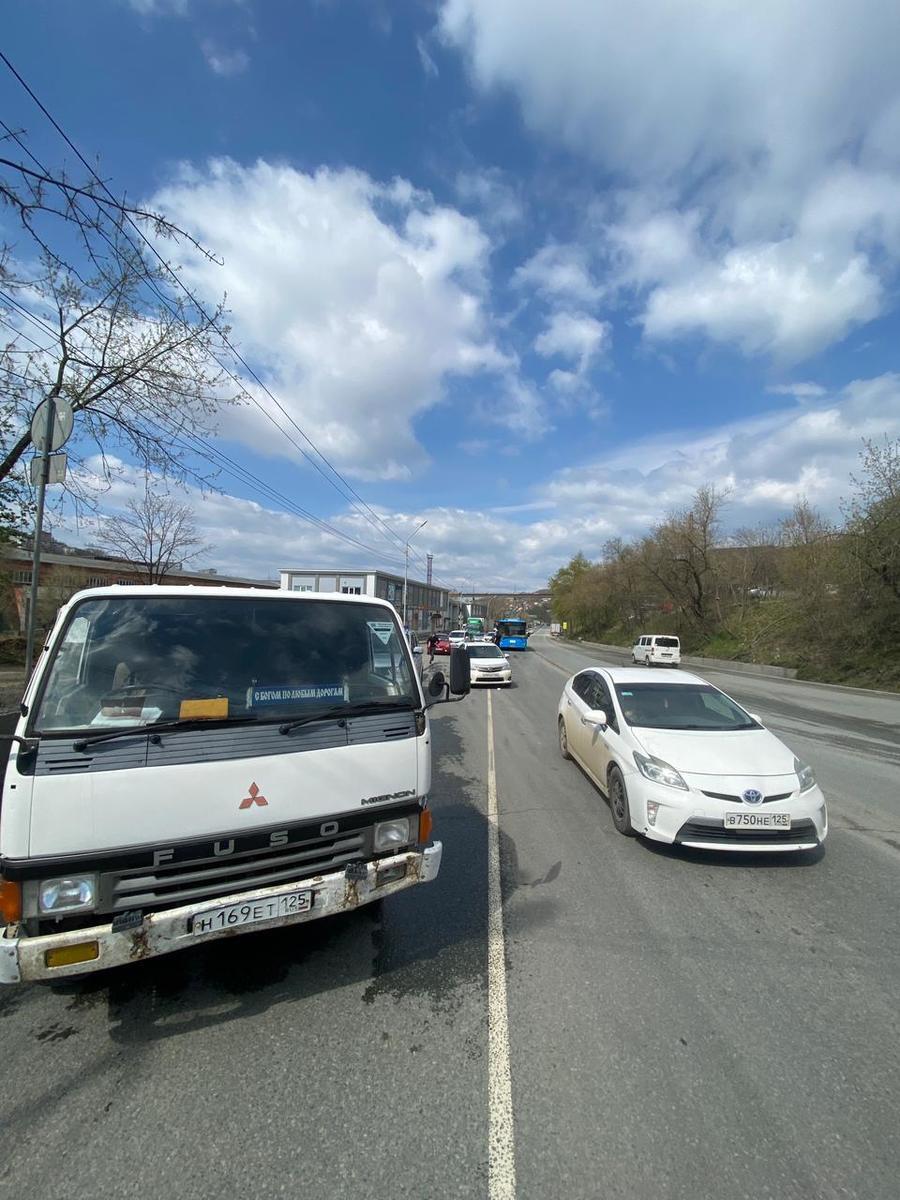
[
  {"left": 33, "top": 595, "right": 417, "bottom": 734},
  {"left": 614, "top": 683, "right": 758, "bottom": 731}
]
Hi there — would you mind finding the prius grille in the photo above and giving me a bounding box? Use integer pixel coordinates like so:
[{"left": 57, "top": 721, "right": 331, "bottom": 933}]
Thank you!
[{"left": 701, "top": 790, "right": 793, "bottom": 804}]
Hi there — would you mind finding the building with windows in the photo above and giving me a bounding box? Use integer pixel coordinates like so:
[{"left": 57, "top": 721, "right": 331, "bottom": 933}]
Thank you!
[
  {"left": 1, "top": 543, "right": 277, "bottom": 635},
  {"left": 278, "top": 566, "right": 456, "bottom": 631}
]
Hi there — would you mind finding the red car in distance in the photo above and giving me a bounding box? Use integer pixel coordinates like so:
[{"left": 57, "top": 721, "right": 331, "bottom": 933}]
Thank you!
[{"left": 432, "top": 633, "right": 451, "bottom": 655}]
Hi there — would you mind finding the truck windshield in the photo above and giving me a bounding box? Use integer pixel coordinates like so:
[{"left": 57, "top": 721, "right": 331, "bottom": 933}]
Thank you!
[{"left": 32, "top": 595, "right": 417, "bottom": 734}]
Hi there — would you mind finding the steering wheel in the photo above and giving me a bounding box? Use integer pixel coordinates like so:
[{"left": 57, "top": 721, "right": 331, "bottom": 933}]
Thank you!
[{"left": 104, "top": 682, "right": 185, "bottom": 698}]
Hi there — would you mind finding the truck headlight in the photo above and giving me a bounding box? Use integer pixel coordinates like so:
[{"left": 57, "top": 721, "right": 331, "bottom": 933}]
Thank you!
[
  {"left": 373, "top": 818, "right": 411, "bottom": 852},
  {"left": 39, "top": 875, "right": 97, "bottom": 915},
  {"left": 794, "top": 756, "right": 816, "bottom": 793},
  {"left": 633, "top": 751, "right": 688, "bottom": 790}
]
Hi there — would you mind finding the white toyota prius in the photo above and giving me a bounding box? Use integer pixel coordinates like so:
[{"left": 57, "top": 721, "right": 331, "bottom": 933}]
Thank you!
[{"left": 557, "top": 667, "right": 827, "bottom": 852}]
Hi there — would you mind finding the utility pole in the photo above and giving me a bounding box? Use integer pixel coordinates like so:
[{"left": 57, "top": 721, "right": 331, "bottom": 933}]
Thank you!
[
  {"left": 24, "top": 398, "right": 55, "bottom": 674},
  {"left": 23, "top": 386, "right": 73, "bottom": 675},
  {"left": 402, "top": 519, "right": 427, "bottom": 630}
]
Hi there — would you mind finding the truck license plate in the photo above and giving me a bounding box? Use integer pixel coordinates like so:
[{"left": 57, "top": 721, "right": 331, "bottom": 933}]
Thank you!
[
  {"left": 191, "top": 889, "right": 312, "bottom": 936},
  {"left": 724, "top": 812, "right": 790, "bottom": 829}
]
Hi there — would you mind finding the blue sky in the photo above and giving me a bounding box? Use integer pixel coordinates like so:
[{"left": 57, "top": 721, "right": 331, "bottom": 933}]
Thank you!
[{"left": 3, "top": 0, "right": 900, "bottom": 589}]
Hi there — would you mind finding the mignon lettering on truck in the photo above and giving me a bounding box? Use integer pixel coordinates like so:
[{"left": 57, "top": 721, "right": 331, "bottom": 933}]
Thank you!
[{"left": 360, "top": 789, "right": 416, "bottom": 806}]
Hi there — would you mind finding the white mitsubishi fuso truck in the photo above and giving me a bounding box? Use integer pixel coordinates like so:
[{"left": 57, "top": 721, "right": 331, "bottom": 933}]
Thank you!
[{"left": 0, "top": 586, "right": 469, "bottom": 984}]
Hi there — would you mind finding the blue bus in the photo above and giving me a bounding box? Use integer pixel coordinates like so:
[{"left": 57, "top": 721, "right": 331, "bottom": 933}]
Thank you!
[{"left": 495, "top": 617, "right": 528, "bottom": 650}]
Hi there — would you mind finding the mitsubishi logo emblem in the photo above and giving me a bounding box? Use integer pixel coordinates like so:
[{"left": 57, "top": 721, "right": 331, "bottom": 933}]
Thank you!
[{"left": 239, "top": 782, "right": 268, "bottom": 810}]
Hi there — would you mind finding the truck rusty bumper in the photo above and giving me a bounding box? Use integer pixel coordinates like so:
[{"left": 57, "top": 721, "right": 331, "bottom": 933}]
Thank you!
[{"left": 0, "top": 842, "right": 442, "bottom": 985}]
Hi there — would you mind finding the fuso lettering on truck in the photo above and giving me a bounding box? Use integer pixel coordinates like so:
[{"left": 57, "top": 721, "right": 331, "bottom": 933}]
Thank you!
[{"left": 0, "top": 586, "right": 471, "bottom": 984}]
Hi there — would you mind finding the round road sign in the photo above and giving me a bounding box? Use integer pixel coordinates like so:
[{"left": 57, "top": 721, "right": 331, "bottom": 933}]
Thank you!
[{"left": 30, "top": 397, "right": 74, "bottom": 453}]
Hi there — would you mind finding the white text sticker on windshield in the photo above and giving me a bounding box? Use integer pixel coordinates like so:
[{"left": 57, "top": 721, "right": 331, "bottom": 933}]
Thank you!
[
  {"left": 250, "top": 684, "right": 344, "bottom": 707},
  {"left": 367, "top": 621, "right": 394, "bottom": 645}
]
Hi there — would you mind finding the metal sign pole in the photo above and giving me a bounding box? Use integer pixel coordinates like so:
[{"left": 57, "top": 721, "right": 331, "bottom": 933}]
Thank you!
[
  {"left": 403, "top": 541, "right": 409, "bottom": 629},
  {"left": 24, "top": 396, "right": 57, "bottom": 675}
]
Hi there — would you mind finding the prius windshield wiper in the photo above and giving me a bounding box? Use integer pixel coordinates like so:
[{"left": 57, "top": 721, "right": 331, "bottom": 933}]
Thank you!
[
  {"left": 71, "top": 714, "right": 258, "bottom": 752},
  {"left": 279, "top": 697, "right": 416, "bottom": 735}
]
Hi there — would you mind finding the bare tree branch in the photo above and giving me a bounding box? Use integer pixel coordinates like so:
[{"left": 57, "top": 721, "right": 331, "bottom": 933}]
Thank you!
[
  {"left": 1, "top": 142, "right": 246, "bottom": 528},
  {"left": 98, "top": 488, "right": 210, "bottom": 584}
]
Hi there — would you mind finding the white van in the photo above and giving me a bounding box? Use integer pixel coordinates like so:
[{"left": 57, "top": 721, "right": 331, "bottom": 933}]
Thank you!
[
  {"left": 0, "top": 586, "right": 469, "bottom": 984},
  {"left": 631, "top": 634, "right": 681, "bottom": 667}
]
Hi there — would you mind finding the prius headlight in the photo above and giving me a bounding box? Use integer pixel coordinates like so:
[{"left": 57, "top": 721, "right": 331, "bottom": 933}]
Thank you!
[
  {"left": 373, "top": 818, "right": 411, "bottom": 852},
  {"left": 794, "top": 756, "right": 817, "bottom": 793},
  {"left": 39, "top": 875, "right": 97, "bottom": 915},
  {"left": 633, "top": 751, "right": 688, "bottom": 791}
]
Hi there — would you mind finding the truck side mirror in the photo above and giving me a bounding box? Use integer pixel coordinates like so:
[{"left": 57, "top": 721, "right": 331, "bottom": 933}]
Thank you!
[
  {"left": 449, "top": 647, "right": 471, "bottom": 696},
  {"left": 428, "top": 672, "right": 446, "bottom": 698}
]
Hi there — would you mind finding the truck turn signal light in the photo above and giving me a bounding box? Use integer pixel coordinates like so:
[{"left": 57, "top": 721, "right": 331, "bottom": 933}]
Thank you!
[
  {"left": 0, "top": 879, "right": 21, "bottom": 924},
  {"left": 418, "top": 808, "right": 433, "bottom": 845}
]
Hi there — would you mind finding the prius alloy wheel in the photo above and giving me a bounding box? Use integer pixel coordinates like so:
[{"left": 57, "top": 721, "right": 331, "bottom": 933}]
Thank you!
[
  {"left": 558, "top": 717, "right": 571, "bottom": 760},
  {"left": 608, "top": 765, "right": 635, "bottom": 836}
]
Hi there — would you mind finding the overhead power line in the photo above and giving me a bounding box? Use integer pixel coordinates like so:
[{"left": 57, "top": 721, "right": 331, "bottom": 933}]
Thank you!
[
  {"left": 0, "top": 294, "right": 442, "bottom": 577},
  {"left": 0, "top": 298, "right": 414, "bottom": 569},
  {"left": 0, "top": 49, "right": 449, "bottom": 587}
]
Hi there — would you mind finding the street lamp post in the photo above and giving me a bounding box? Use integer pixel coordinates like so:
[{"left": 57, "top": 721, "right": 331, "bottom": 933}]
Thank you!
[{"left": 403, "top": 519, "right": 427, "bottom": 630}]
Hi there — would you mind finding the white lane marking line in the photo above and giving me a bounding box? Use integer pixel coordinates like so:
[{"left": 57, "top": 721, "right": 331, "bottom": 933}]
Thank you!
[{"left": 487, "top": 688, "right": 517, "bottom": 1200}]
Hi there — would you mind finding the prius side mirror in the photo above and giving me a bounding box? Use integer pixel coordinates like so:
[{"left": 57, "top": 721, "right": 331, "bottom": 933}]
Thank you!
[{"left": 582, "top": 708, "right": 607, "bottom": 729}]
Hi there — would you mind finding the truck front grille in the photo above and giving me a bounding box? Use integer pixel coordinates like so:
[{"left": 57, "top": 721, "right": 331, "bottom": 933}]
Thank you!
[{"left": 97, "top": 827, "right": 369, "bottom": 914}]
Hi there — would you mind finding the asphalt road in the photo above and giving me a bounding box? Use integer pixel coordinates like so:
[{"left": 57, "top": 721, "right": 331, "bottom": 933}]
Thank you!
[{"left": 0, "top": 632, "right": 897, "bottom": 1199}]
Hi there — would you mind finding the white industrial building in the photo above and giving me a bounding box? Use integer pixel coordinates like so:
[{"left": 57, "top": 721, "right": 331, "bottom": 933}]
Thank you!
[{"left": 278, "top": 566, "right": 461, "bottom": 631}]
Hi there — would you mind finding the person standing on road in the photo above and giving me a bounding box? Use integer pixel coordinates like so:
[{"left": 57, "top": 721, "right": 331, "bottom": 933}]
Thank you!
[{"left": 427, "top": 632, "right": 437, "bottom": 664}]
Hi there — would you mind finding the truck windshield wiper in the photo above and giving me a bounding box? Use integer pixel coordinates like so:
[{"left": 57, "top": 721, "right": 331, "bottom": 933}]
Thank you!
[
  {"left": 279, "top": 697, "right": 416, "bottom": 735},
  {"left": 71, "top": 715, "right": 258, "bottom": 752}
]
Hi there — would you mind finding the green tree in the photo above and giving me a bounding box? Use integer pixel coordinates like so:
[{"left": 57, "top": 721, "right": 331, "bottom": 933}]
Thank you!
[
  {"left": 639, "top": 486, "right": 729, "bottom": 629},
  {"left": 844, "top": 437, "right": 900, "bottom": 603},
  {"left": 549, "top": 552, "right": 594, "bottom": 633}
]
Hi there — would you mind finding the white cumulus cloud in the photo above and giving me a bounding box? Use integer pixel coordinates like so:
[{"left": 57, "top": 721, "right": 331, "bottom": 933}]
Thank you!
[
  {"left": 201, "top": 40, "right": 250, "bottom": 76},
  {"left": 442, "top": 0, "right": 900, "bottom": 361},
  {"left": 151, "top": 159, "right": 518, "bottom": 481},
  {"left": 63, "top": 374, "right": 900, "bottom": 589},
  {"left": 535, "top": 311, "right": 609, "bottom": 370},
  {"left": 513, "top": 242, "right": 602, "bottom": 304},
  {"left": 538, "top": 373, "right": 900, "bottom": 535}
]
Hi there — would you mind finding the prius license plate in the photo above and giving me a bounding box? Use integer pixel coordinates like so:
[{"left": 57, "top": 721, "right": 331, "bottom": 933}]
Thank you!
[
  {"left": 191, "top": 889, "right": 312, "bottom": 936},
  {"left": 724, "top": 812, "right": 790, "bottom": 829}
]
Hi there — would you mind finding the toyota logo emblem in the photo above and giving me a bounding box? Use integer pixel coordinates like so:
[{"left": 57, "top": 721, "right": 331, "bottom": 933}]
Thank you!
[{"left": 742, "top": 788, "right": 764, "bottom": 806}]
